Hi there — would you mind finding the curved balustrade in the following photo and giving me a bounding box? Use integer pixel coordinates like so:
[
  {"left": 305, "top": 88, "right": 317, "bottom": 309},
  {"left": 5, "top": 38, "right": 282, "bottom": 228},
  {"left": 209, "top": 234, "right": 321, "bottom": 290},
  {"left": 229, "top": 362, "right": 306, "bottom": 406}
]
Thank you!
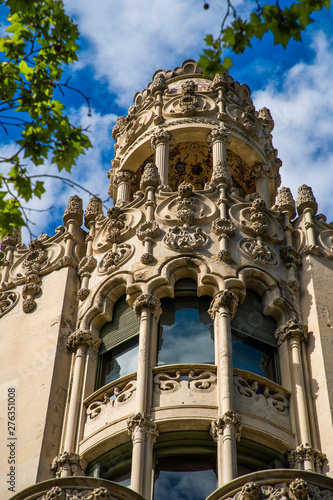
[
  {"left": 233, "top": 369, "right": 292, "bottom": 433},
  {"left": 206, "top": 469, "right": 333, "bottom": 500},
  {"left": 10, "top": 477, "right": 145, "bottom": 500}
]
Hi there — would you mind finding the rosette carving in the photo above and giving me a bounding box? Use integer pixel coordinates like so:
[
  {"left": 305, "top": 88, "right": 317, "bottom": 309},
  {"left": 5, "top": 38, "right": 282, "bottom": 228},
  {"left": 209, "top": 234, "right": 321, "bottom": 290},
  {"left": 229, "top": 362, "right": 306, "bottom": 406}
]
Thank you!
[
  {"left": 212, "top": 218, "right": 235, "bottom": 239},
  {"left": 136, "top": 221, "right": 160, "bottom": 241}
]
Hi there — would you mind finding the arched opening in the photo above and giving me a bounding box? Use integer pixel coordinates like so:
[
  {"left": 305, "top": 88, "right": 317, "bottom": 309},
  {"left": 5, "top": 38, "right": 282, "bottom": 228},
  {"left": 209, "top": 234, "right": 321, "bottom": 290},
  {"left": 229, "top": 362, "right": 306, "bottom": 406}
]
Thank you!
[{"left": 157, "top": 279, "right": 214, "bottom": 365}]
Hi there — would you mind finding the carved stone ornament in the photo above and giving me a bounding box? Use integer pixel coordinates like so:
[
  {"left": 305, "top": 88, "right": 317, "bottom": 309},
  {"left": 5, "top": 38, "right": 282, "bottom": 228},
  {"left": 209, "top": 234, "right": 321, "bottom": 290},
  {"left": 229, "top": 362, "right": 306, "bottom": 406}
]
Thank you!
[
  {"left": 84, "top": 196, "right": 103, "bottom": 227},
  {"left": 275, "top": 319, "right": 308, "bottom": 346},
  {"left": 239, "top": 482, "right": 262, "bottom": 500},
  {"left": 127, "top": 412, "right": 159, "bottom": 444},
  {"left": 212, "top": 71, "right": 229, "bottom": 88},
  {"left": 178, "top": 80, "right": 198, "bottom": 116},
  {"left": 86, "top": 487, "right": 113, "bottom": 500},
  {"left": 51, "top": 452, "right": 88, "bottom": 478},
  {"left": 258, "top": 106, "right": 274, "bottom": 132},
  {"left": 207, "top": 126, "right": 231, "bottom": 146},
  {"left": 288, "top": 443, "right": 327, "bottom": 468},
  {"left": 67, "top": 329, "right": 101, "bottom": 353},
  {"left": 212, "top": 218, "right": 235, "bottom": 239},
  {"left": 97, "top": 244, "right": 133, "bottom": 275},
  {"left": 136, "top": 221, "right": 160, "bottom": 241},
  {"left": 0, "top": 227, "right": 21, "bottom": 251},
  {"left": 164, "top": 224, "right": 208, "bottom": 252},
  {"left": 250, "top": 198, "right": 268, "bottom": 237},
  {"left": 208, "top": 289, "right": 238, "bottom": 321},
  {"left": 106, "top": 206, "right": 125, "bottom": 244},
  {"left": 77, "top": 255, "right": 97, "bottom": 278},
  {"left": 277, "top": 187, "right": 296, "bottom": 218},
  {"left": 133, "top": 294, "right": 162, "bottom": 318},
  {"left": 140, "top": 162, "right": 161, "bottom": 190},
  {"left": 0, "top": 290, "right": 19, "bottom": 317},
  {"left": 216, "top": 249, "right": 232, "bottom": 262},
  {"left": 210, "top": 411, "right": 242, "bottom": 442},
  {"left": 281, "top": 246, "right": 302, "bottom": 269},
  {"left": 154, "top": 369, "right": 217, "bottom": 394},
  {"left": 87, "top": 379, "right": 137, "bottom": 419},
  {"left": 141, "top": 252, "right": 154, "bottom": 264},
  {"left": 297, "top": 185, "right": 318, "bottom": 215},
  {"left": 150, "top": 129, "right": 174, "bottom": 150},
  {"left": 251, "top": 163, "right": 274, "bottom": 182},
  {"left": 288, "top": 478, "right": 309, "bottom": 500},
  {"left": 240, "top": 238, "right": 277, "bottom": 267},
  {"left": 152, "top": 73, "right": 168, "bottom": 92},
  {"left": 212, "top": 160, "right": 232, "bottom": 187},
  {"left": 113, "top": 169, "right": 133, "bottom": 189},
  {"left": 45, "top": 486, "right": 66, "bottom": 500},
  {"left": 63, "top": 195, "right": 83, "bottom": 226}
]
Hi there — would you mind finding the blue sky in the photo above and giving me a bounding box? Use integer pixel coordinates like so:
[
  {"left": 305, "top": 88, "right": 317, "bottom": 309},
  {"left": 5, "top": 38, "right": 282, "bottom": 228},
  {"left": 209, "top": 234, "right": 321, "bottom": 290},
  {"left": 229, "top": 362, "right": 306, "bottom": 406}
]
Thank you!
[{"left": 1, "top": 0, "right": 333, "bottom": 242}]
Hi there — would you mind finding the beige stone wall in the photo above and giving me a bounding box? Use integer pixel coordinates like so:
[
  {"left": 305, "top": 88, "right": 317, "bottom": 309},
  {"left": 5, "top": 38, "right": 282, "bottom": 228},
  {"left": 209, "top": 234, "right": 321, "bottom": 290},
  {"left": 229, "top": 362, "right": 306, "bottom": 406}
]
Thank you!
[{"left": 0, "top": 266, "right": 78, "bottom": 498}]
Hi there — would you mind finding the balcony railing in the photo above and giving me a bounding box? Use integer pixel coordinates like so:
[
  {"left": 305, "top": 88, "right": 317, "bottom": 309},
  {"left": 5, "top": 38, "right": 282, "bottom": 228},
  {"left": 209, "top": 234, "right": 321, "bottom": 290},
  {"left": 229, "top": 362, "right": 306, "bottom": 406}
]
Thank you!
[{"left": 10, "top": 476, "right": 145, "bottom": 500}]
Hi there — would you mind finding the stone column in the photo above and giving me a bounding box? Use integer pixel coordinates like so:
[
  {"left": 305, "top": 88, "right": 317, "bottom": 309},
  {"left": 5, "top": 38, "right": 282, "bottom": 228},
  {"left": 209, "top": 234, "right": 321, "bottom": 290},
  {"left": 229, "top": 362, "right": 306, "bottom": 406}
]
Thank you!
[
  {"left": 61, "top": 330, "right": 101, "bottom": 462},
  {"left": 0, "top": 229, "right": 21, "bottom": 285},
  {"left": 113, "top": 170, "right": 133, "bottom": 206},
  {"left": 296, "top": 185, "right": 321, "bottom": 255},
  {"left": 151, "top": 73, "right": 168, "bottom": 125},
  {"left": 251, "top": 163, "right": 272, "bottom": 207},
  {"left": 128, "top": 294, "right": 161, "bottom": 496},
  {"left": 207, "top": 126, "right": 231, "bottom": 175},
  {"left": 209, "top": 290, "right": 241, "bottom": 486},
  {"left": 150, "top": 129, "right": 174, "bottom": 186},
  {"left": 275, "top": 319, "right": 316, "bottom": 471}
]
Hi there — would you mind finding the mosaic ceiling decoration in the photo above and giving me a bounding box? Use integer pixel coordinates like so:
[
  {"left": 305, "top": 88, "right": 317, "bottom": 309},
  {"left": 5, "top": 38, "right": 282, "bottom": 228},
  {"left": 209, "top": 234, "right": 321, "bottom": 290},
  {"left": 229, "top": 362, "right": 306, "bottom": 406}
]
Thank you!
[{"left": 132, "top": 142, "right": 255, "bottom": 196}]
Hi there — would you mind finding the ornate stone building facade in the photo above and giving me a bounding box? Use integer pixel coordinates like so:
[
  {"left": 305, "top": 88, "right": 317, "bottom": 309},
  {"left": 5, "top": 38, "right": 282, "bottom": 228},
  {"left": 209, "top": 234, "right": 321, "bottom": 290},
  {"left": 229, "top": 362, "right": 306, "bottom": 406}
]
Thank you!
[{"left": 1, "top": 60, "right": 333, "bottom": 500}]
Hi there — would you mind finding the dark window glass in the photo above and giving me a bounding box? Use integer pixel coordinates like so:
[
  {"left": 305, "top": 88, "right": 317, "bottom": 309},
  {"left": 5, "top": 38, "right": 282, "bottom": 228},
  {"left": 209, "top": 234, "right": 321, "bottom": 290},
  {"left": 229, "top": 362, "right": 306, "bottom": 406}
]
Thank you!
[
  {"left": 153, "top": 455, "right": 217, "bottom": 500},
  {"left": 99, "top": 335, "right": 139, "bottom": 387},
  {"left": 157, "top": 295, "right": 214, "bottom": 365},
  {"left": 231, "top": 290, "right": 278, "bottom": 381}
]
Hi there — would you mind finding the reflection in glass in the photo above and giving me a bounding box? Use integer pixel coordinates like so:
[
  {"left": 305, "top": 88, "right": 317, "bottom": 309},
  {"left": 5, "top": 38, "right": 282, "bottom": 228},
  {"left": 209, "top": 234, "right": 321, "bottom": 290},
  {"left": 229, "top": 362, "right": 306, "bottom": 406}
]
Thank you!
[
  {"left": 157, "top": 296, "right": 214, "bottom": 365},
  {"left": 232, "top": 331, "right": 276, "bottom": 381},
  {"left": 153, "top": 455, "right": 217, "bottom": 500},
  {"left": 100, "top": 336, "right": 139, "bottom": 386}
]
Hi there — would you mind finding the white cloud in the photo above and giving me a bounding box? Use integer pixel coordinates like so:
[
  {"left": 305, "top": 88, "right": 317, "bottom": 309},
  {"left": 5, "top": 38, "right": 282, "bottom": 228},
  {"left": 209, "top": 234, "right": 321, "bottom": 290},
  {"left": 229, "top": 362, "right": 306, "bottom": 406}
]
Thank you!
[{"left": 253, "top": 33, "right": 333, "bottom": 220}]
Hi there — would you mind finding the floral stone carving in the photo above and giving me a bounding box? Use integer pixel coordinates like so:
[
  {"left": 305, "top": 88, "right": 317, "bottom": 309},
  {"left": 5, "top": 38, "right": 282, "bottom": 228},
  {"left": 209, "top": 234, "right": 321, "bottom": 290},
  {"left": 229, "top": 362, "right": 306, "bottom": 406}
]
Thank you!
[
  {"left": 98, "top": 244, "right": 133, "bottom": 275},
  {"left": 240, "top": 238, "right": 277, "bottom": 266},
  {"left": 164, "top": 224, "right": 208, "bottom": 252},
  {"left": 51, "top": 452, "right": 87, "bottom": 477}
]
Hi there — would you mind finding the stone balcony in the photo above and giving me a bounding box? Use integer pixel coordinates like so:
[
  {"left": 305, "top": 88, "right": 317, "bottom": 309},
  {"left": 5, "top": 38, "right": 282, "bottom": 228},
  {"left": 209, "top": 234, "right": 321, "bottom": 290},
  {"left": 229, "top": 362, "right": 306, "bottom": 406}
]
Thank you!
[
  {"left": 10, "top": 477, "right": 145, "bottom": 500},
  {"left": 206, "top": 469, "right": 333, "bottom": 500}
]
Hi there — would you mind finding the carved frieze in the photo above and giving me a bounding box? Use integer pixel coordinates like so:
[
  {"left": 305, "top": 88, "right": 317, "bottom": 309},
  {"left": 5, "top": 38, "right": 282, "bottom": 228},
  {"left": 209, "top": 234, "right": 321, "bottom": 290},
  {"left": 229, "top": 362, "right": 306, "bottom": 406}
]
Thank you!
[
  {"left": 153, "top": 369, "right": 217, "bottom": 394},
  {"left": 162, "top": 85, "right": 217, "bottom": 118}
]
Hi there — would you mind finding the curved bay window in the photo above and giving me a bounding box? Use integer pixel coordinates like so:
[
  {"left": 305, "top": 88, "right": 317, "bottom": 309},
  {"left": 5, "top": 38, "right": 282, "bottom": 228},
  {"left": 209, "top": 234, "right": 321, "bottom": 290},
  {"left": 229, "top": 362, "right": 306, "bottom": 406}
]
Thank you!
[
  {"left": 231, "top": 289, "right": 278, "bottom": 382},
  {"left": 157, "top": 279, "right": 214, "bottom": 365},
  {"left": 97, "top": 295, "right": 140, "bottom": 388}
]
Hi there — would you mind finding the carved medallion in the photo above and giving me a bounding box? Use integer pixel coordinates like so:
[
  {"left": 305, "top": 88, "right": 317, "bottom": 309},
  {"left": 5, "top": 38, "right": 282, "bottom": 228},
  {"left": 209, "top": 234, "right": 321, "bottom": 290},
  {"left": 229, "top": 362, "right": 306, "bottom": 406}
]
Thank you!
[{"left": 163, "top": 224, "right": 208, "bottom": 252}]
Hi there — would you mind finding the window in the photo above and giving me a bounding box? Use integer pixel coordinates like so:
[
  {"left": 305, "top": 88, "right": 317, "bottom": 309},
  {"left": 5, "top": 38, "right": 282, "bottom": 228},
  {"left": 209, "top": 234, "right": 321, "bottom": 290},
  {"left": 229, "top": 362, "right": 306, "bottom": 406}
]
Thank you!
[
  {"left": 237, "top": 438, "right": 289, "bottom": 475},
  {"left": 153, "top": 431, "right": 217, "bottom": 500},
  {"left": 97, "top": 295, "right": 140, "bottom": 388},
  {"left": 87, "top": 443, "right": 131, "bottom": 486},
  {"left": 231, "top": 289, "right": 278, "bottom": 381},
  {"left": 157, "top": 279, "right": 214, "bottom": 365}
]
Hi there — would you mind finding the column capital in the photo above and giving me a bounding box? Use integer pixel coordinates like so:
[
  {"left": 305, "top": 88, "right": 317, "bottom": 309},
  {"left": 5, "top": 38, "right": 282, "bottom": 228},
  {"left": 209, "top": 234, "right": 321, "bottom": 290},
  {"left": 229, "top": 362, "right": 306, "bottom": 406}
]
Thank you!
[
  {"left": 208, "top": 290, "right": 238, "bottom": 321},
  {"left": 127, "top": 412, "right": 159, "bottom": 444},
  {"left": 150, "top": 129, "right": 174, "bottom": 150},
  {"left": 113, "top": 169, "right": 134, "bottom": 188},
  {"left": 207, "top": 126, "right": 231, "bottom": 146},
  {"left": 288, "top": 443, "right": 326, "bottom": 468},
  {"left": 67, "top": 329, "right": 101, "bottom": 353},
  {"left": 251, "top": 163, "right": 273, "bottom": 182},
  {"left": 275, "top": 319, "right": 308, "bottom": 346},
  {"left": 210, "top": 411, "right": 242, "bottom": 442},
  {"left": 51, "top": 451, "right": 87, "bottom": 478},
  {"left": 133, "top": 294, "right": 162, "bottom": 319}
]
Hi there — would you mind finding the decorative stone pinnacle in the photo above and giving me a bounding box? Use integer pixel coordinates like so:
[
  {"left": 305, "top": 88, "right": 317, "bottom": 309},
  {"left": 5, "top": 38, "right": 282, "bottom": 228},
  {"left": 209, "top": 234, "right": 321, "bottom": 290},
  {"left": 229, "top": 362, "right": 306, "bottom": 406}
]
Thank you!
[
  {"left": 150, "top": 129, "right": 174, "bottom": 150},
  {"left": 133, "top": 294, "right": 162, "bottom": 319},
  {"left": 208, "top": 290, "right": 238, "bottom": 321},
  {"left": 212, "top": 72, "right": 229, "bottom": 89},
  {"left": 140, "top": 162, "right": 161, "bottom": 190},
  {"left": 297, "top": 185, "right": 318, "bottom": 215},
  {"left": 51, "top": 451, "right": 88, "bottom": 478},
  {"left": 63, "top": 195, "right": 83, "bottom": 226},
  {"left": 84, "top": 196, "right": 103, "bottom": 227},
  {"left": 1, "top": 228, "right": 21, "bottom": 252},
  {"left": 207, "top": 127, "right": 231, "bottom": 146},
  {"left": 210, "top": 411, "right": 242, "bottom": 442},
  {"left": 275, "top": 319, "right": 308, "bottom": 346},
  {"left": 152, "top": 73, "right": 168, "bottom": 92},
  {"left": 67, "top": 329, "right": 101, "bottom": 353},
  {"left": 127, "top": 412, "right": 159, "bottom": 444},
  {"left": 277, "top": 187, "right": 296, "bottom": 219},
  {"left": 258, "top": 107, "right": 274, "bottom": 132}
]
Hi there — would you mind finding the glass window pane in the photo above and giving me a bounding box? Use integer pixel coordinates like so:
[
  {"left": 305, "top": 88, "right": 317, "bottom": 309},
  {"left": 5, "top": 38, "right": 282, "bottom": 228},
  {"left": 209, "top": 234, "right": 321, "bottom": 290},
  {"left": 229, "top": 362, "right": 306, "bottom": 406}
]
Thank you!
[
  {"left": 100, "top": 336, "right": 139, "bottom": 386},
  {"left": 232, "top": 330, "right": 276, "bottom": 381},
  {"left": 157, "top": 297, "right": 214, "bottom": 365},
  {"left": 154, "top": 455, "right": 217, "bottom": 500}
]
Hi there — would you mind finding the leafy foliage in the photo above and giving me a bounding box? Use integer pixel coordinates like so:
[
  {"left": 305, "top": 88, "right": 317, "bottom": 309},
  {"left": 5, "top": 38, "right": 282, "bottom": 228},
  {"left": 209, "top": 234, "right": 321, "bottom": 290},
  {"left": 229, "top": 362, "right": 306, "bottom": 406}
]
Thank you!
[
  {"left": 0, "top": 0, "right": 91, "bottom": 238},
  {"left": 199, "top": 0, "right": 331, "bottom": 75}
]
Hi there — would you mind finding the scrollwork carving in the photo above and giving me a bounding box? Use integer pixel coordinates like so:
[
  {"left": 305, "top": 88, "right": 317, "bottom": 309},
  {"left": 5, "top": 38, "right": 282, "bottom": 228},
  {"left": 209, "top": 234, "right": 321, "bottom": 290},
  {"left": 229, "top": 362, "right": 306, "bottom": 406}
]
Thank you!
[
  {"left": 136, "top": 221, "right": 160, "bottom": 241},
  {"left": 153, "top": 371, "right": 181, "bottom": 393},
  {"left": 86, "top": 379, "right": 137, "bottom": 419},
  {"left": 212, "top": 218, "right": 235, "bottom": 239},
  {"left": 97, "top": 244, "right": 133, "bottom": 275},
  {"left": 189, "top": 370, "right": 217, "bottom": 391},
  {"left": 164, "top": 224, "right": 208, "bottom": 252},
  {"left": 0, "top": 290, "right": 19, "bottom": 317},
  {"left": 77, "top": 256, "right": 97, "bottom": 277},
  {"left": 240, "top": 238, "right": 277, "bottom": 266}
]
